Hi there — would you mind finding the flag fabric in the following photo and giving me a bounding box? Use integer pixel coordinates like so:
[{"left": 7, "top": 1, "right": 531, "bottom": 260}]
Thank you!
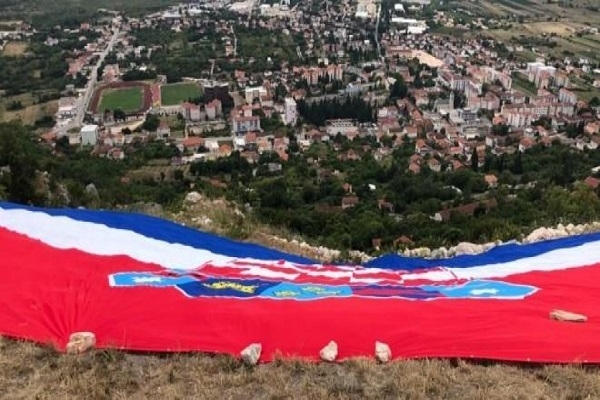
[{"left": 1, "top": 202, "right": 599, "bottom": 362}]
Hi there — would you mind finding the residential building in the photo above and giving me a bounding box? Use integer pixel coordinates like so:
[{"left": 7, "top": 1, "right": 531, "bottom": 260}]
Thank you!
[
  {"left": 80, "top": 124, "right": 99, "bottom": 146},
  {"left": 232, "top": 115, "right": 261, "bottom": 135},
  {"left": 245, "top": 86, "right": 268, "bottom": 104},
  {"left": 182, "top": 102, "right": 201, "bottom": 122},
  {"left": 283, "top": 97, "right": 297, "bottom": 125},
  {"left": 205, "top": 99, "right": 222, "bottom": 120},
  {"left": 326, "top": 119, "right": 358, "bottom": 138},
  {"left": 558, "top": 88, "right": 577, "bottom": 105},
  {"left": 57, "top": 97, "right": 78, "bottom": 119}
]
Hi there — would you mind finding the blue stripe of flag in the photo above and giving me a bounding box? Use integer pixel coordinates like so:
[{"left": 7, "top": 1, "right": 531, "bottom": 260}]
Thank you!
[{"left": 3, "top": 202, "right": 600, "bottom": 271}]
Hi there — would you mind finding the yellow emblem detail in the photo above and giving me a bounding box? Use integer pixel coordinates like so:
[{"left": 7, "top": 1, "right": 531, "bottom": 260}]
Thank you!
[
  {"left": 301, "top": 286, "right": 340, "bottom": 296},
  {"left": 273, "top": 291, "right": 299, "bottom": 297},
  {"left": 203, "top": 281, "right": 258, "bottom": 294}
]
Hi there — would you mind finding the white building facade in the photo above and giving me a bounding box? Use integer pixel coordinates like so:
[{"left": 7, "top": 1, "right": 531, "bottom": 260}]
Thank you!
[
  {"left": 80, "top": 124, "right": 99, "bottom": 146},
  {"left": 283, "top": 97, "right": 297, "bottom": 125}
]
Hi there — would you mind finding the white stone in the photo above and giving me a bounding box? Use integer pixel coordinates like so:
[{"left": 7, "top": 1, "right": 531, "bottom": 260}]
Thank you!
[
  {"left": 524, "top": 226, "right": 570, "bottom": 243},
  {"left": 565, "top": 223, "right": 575, "bottom": 233},
  {"left": 482, "top": 241, "right": 496, "bottom": 251},
  {"left": 410, "top": 247, "right": 431, "bottom": 258},
  {"left": 430, "top": 247, "right": 448, "bottom": 259},
  {"left": 66, "top": 332, "right": 96, "bottom": 354},
  {"left": 375, "top": 341, "right": 392, "bottom": 363},
  {"left": 240, "top": 343, "right": 262, "bottom": 365},
  {"left": 550, "top": 309, "right": 587, "bottom": 323},
  {"left": 85, "top": 183, "right": 98, "bottom": 197},
  {"left": 320, "top": 341, "right": 338, "bottom": 362},
  {"left": 454, "top": 242, "right": 483, "bottom": 255},
  {"left": 184, "top": 191, "right": 203, "bottom": 204}
]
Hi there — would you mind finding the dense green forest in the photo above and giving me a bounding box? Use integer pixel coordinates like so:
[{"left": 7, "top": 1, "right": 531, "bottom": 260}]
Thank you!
[
  {"left": 298, "top": 97, "right": 377, "bottom": 126},
  {"left": 2, "top": 121, "right": 600, "bottom": 254},
  {"left": 129, "top": 24, "right": 312, "bottom": 81},
  {"left": 0, "top": 37, "right": 72, "bottom": 95},
  {"left": 0, "top": 0, "right": 180, "bottom": 25}
]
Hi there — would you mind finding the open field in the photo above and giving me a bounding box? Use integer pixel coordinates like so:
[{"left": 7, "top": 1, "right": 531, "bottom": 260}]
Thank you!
[
  {"left": 0, "top": 338, "right": 599, "bottom": 399},
  {"left": 1, "top": 41, "right": 28, "bottom": 57},
  {"left": 491, "top": 0, "right": 537, "bottom": 15},
  {"left": 463, "top": 0, "right": 600, "bottom": 24},
  {"left": 483, "top": 31, "right": 600, "bottom": 62},
  {"left": 126, "top": 164, "right": 190, "bottom": 182},
  {"left": 485, "top": 22, "right": 587, "bottom": 42},
  {"left": 524, "top": 21, "right": 583, "bottom": 36},
  {"left": 98, "top": 87, "right": 143, "bottom": 112},
  {"left": 562, "top": 36, "right": 600, "bottom": 55},
  {"left": 572, "top": 88, "right": 600, "bottom": 102},
  {"left": 0, "top": 100, "right": 58, "bottom": 124},
  {"left": 160, "top": 82, "right": 202, "bottom": 106}
]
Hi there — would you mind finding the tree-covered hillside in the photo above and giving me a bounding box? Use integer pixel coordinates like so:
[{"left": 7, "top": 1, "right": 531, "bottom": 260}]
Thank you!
[
  {"left": 3, "top": 121, "right": 600, "bottom": 255},
  {"left": 0, "top": 0, "right": 180, "bottom": 25}
]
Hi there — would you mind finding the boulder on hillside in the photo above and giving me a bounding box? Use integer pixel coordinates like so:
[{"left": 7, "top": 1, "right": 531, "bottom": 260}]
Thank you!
[
  {"left": 454, "top": 242, "right": 484, "bottom": 256},
  {"left": 66, "top": 332, "right": 96, "bottom": 354},
  {"left": 185, "top": 191, "right": 203, "bottom": 204},
  {"left": 240, "top": 343, "right": 262, "bottom": 365},
  {"left": 375, "top": 341, "right": 392, "bottom": 363},
  {"left": 320, "top": 341, "right": 338, "bottom": 362}
]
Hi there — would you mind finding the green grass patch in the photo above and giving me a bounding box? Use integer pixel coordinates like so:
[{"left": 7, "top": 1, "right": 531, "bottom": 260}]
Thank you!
[
  {"left": 572, "top": 88, "right": 600, "bottom": 102},
  {"left": 511, "top": 72, "right": 537, "bottom": 96},
  {"left": 160, "top": 83, "right": 202, "bottom": 106},
  {"left": 430, "top": 26, "right": 468, "bottom": 38},
  {"left": 493, "top": 0, "right": 534, "bottom": 11},
  {"left": 513, "top": 49, "right": 538, "bottom": 63},
  {"left": 99, "top": 87, "right": 143, "bottom": 112}
]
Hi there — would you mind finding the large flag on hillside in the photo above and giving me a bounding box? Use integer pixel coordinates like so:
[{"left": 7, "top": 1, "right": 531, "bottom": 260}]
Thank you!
[{"left": 1, "top": 202, "right": 599, "bottom": 362}]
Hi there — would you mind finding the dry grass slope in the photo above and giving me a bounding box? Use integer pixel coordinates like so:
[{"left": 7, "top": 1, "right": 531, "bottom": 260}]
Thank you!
[
  {"left": 0, "top": 338, "right": 599, "bottom": 399},
  {"left": 0, "top": 100, "right": 58, "bottom": 124},
  {"left": 1, "top": 41, "right": 28, "bottom": 56}
]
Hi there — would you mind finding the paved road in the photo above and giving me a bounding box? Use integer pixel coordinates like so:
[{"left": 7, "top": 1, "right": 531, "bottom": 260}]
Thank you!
[
  {"left": 375, "top": 4, "right": 382, "bottom": 62},
  {"left": 67, "top": 27, "right": 121, "bottom": 130},
  {"left": 231, "top": 26, "right": 237, "bottom": 57}
]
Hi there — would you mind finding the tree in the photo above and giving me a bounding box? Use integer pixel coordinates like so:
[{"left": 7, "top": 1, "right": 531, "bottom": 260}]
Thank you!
[
  {"left": 511, "top": 151, "right": 523, "bottom": 175},
  {"left": 55, "top": 135, "right": 71, "bottom": 155},
  {"left": 590, "top": 96, "right": 600, "bottom": 108},
  {"left": 274, "top": 84, "right": 288, "bottom": 101},
  {"left": 113, "top": 108, "right": 127, "bottom": 121},
  {"left": 6, "top": 100, "right": 23, "bottom": 111},
  {"left": 492, "top": 124, "right": 510, "bottom": 136},
  {"left": 141, "top": 114, "right": 160, "bottom": 132},
  {"left": 471, "top": 149, "right": 479, "bottom": 172},
  {"left": 389, "top": 75, "right": 408, "bottom": 100},
  {"left": 0, "top": 122, "right": 43, "bottom": 205}
]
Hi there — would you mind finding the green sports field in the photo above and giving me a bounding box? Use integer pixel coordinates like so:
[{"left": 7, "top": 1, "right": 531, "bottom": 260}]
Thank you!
[
  {"left": 160, "top": 83, "right": 202, "bottom": 106},
  {"left": 98, "top": 87, "right": 143, "bottom": 112}
]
